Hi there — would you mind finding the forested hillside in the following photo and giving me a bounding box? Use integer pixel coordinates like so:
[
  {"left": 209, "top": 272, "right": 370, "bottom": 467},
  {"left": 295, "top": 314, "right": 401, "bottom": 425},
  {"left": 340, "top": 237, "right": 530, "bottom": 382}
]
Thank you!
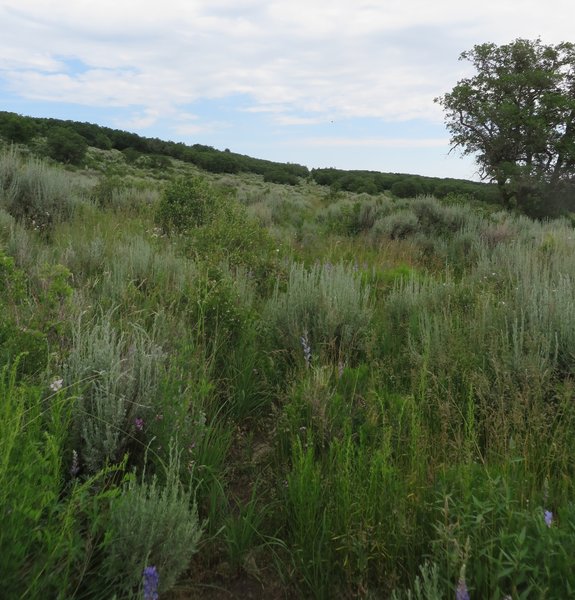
[{"left": 0, "top": 110, "right": 499, "bottom": 200}]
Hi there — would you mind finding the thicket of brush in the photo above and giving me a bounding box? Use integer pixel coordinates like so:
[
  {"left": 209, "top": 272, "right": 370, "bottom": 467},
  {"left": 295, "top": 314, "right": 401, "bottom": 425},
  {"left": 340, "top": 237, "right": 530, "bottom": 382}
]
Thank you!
[{"left": 1, "top": 144, "right": 574, "bottom": 599}]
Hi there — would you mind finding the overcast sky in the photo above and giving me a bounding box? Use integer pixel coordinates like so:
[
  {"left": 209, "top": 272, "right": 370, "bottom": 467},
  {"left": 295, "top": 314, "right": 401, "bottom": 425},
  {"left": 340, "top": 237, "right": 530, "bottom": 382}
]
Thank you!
[{"left": 1, "top": 1, "right": 573, "bottom": 180}]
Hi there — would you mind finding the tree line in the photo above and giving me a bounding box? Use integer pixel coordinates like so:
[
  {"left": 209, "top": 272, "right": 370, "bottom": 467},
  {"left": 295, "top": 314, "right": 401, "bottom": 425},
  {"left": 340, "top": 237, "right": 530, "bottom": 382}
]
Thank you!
[
  {"left": 0, "top": 110, "right": 502, "bottom": 204},
  {"left": 0, "top": 111, "right": 308, "bottom": 183},
  {"left": 310, "top": 167, "right": 500, "bottom": 203}
]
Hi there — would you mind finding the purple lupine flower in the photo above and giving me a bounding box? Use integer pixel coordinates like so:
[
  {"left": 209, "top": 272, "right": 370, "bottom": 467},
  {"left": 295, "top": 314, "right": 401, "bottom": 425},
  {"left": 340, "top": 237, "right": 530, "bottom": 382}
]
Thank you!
[
  {"left": 456, "top": 578, "right": 470, "bottom": 600},
  {"left": 544, "top": 509, "right": 553, "bottom": 527},
  {"left": 134, "top": 417, "right": 145, "bottom": 431},
  {"left": 143, "top": 565, "right": 159, "bottom": 600}
]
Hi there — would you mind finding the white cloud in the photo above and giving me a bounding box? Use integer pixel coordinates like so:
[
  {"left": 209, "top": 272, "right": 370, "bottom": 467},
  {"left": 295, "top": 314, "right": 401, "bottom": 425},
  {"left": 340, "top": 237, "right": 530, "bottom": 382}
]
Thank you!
[
  {"left": 300, "top": 137, "right": 449, "bottom": 149},
  {"left": 1, "top": 0, "right": 574, "bottom": 134}
]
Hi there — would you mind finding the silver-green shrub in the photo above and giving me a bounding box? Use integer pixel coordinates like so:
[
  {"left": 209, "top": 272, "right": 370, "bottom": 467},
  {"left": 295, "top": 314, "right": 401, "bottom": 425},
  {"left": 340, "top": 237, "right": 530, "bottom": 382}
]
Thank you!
[
  {"left": 65, "top": 314, "right": 165, "bottom": 472},
  {"left": 264, "top": 261, "right": 372, "bottom": 362},
  {"left": 103, "top": 445, "right": 203, "bottom": 596},
  {"left": 0, "top": 147, "right": 83, "bottom": 232},
  {"left": 390, "top": 561, "right": 443, "bottom": 600},
  {"left": 409, "top": 196, "right": 469, "bottom": 235},
  {"left": 371, "top": 209, "right": 420, "bottom": 240}
]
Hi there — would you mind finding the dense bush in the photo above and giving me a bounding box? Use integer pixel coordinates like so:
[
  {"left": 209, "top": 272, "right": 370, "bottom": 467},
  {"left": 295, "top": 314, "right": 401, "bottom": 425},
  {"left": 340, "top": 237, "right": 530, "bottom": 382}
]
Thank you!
[
  {"left": 46, "top": 126, "right": 88, "bottom": 164},
  {"left": 264, "top": 262, "right": 372, "bottom": 365},
  {"left": 390, "top": 179, "right": 424, "bottom": 198},
  {"left": 65, "top": 314, "right": 165, "bottom": 473},
  {"left": 103, "top": 446, "right": 203, "bottom": 596},
  {"left": 263, "top": 168, "right": 300, "bottom": 185},
  {"left": 156, "top": 175, "right": 219, "bottom": 233}
]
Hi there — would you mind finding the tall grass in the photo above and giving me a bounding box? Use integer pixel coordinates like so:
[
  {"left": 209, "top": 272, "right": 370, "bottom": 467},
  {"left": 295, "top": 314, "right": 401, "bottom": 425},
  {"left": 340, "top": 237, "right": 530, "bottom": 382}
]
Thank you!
[{"left": 3, "top": 148, "right": 575, "bottom": 598}]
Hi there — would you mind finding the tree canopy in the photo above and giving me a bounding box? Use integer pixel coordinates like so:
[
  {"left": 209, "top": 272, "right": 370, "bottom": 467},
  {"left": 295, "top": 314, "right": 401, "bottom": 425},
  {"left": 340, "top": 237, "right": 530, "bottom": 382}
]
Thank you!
[{"left": 437, "top": 38, "right": 575, "bottom": 217}]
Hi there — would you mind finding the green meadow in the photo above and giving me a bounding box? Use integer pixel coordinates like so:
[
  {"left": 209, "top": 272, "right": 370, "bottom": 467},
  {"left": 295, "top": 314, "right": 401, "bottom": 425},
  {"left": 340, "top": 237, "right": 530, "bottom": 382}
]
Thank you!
[{"left": 1, "top": 137, "right": 574, "bottom": 599}]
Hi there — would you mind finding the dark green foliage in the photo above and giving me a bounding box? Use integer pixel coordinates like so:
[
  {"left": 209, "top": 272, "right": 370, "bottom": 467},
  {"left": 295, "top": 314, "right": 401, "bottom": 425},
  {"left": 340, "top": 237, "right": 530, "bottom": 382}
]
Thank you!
[
  {"left": 263, "top": 168, "right": 300, "bottom": 185},
  {"left": 0, "top": 111, "right": 310, "bottom": 180},
  {"left": 0, "top": 111, "right": 37, "bottom": 143},
  {"left": 189, "top": 204, "right": 280, "bottom": 281},
  {"left": 46, "top": 126, "right": 88, "bottom": 164},
  {"left": 391, "top": 179, "right": 424, "bottom": 198},
  {"left": 193, "top": 149, "right": 241, "bottom": 173},
  {"left": 157, "top": 175, "right": 280, "bottom": 285},
  {"left": 122, "top": 147, "right": 141, "bottom": 164},
  {"left": 311, "top": 167, "right": 499, "bottom": 203},
  {"left": 91, "top": 175, "right": 126, "bottom": 208},
  {"left": 156, "top": 175, "right": 217, "bottom": 233},
  {"left": 437, "top": 38, "right": 575, "bottom": 217},
  {"left": 0, "top": 323, "right": 48, "bottom": 377}
]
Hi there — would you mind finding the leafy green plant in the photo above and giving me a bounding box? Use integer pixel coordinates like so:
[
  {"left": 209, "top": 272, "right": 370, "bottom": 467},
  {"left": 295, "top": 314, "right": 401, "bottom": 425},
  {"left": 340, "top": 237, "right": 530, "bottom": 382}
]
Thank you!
[
  {"left": 156, "top": 175, "right": 219, "bottom": 234},
  {"left": 0, "top": 362, "right": 121, "bottom": 599},
  {"left": 224, "top": 483, "right": 272, "bottom": 573}
]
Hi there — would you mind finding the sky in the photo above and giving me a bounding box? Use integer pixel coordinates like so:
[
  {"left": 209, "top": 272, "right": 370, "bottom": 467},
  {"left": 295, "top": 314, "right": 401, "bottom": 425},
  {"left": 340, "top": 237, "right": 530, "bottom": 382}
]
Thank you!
[{"left": 1, "top": 1, "right": 574, "bottom": 181}]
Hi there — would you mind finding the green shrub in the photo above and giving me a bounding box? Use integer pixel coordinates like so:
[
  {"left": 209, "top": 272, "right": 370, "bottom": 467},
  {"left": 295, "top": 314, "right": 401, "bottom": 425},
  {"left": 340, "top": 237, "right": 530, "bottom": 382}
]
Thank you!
[
  {"left": 390, "top": 179, "right": 423, "bottom": 198},
  {"left": 264, "top": 262, "right": 372, "bottom": 365},
  {"left": 92, "top": 175, "right": 159, "bottom": 212},
  {"left": 372, "top": 209, "right": 420, "bottom": 240},
  {"left": 156, "top": 175, "right": 220, "bottom": 234},
  {"left": 409, "top": 196, "right": 469, "bottom": 236},
  {"left": 263, "top": 168, "right": 299, "bottom": 185},
  {"left": 0, "top": 247, "right": 26, "bottom": 304},
  {"left": 432, "top": 471, "right": 575, "bottom": 598},
  {"left": 0, "top": 324, "right": 48, "bottom": 378},
  {"left": 102, "top": 444, "right": 203, "bottom": 596},
  {"left": 65, "top": 314, "right": 165, "bottom": 473},
  {"left": 0, "top": 147, "right": 81, "bottom": 233},
  {"left": 189, "top": 203, "right": 280, "bottom": 281}
]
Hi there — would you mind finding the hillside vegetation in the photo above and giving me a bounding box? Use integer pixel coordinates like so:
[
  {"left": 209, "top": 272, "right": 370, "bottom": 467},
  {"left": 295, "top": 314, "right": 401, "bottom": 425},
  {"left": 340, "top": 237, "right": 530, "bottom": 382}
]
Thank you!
[
  {"left": 1, "top": 130, "right": 575, "bottom": 599},
  {"left": 0, "top": 110, "right": 499, "bottom": 201}
]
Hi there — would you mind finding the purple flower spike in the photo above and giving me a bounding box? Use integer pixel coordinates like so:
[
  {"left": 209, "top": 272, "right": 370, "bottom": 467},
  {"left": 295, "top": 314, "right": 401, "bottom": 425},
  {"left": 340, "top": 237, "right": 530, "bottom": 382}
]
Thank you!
[
  {"left": 135, "top": 417, "right": 145, "bottom": 431},
  {"left": 143, "top": 565, "right": 159, "bottom": 600},
  {"left": 544, "top": 509, "right": 553, "bottom": 527},
  {"left": 456, "top": 578, "right": 470, "bottom": 600}
]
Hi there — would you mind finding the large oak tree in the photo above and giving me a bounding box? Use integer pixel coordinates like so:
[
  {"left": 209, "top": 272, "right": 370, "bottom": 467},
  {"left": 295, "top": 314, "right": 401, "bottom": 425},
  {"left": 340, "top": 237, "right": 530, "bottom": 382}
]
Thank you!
[{"left": 436, "top": 39, "right": 575, "bottom": 217}]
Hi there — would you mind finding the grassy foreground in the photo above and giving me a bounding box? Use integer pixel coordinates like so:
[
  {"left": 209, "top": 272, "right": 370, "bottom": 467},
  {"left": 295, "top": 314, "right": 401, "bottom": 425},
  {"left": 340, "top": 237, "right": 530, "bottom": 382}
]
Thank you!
[{"left": 1, "top": 144, "right": 574, "bottom": 599}]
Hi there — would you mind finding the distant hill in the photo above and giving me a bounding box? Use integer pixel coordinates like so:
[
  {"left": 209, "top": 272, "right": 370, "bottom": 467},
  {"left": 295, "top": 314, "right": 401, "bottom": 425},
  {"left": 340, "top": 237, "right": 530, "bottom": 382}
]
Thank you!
[{"left": 0, "top": 110, "right": 499, "bottom": 203}]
